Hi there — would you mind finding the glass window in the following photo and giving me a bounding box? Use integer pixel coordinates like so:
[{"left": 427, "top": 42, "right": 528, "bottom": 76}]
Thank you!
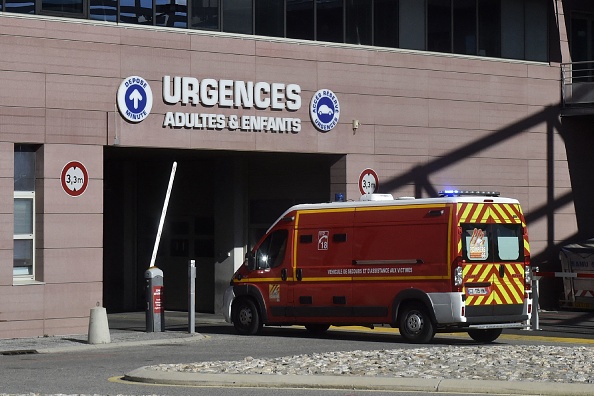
[
  {"left": 191, "top": 0, "right": 219, "bottom": 29},
  {"left": 5, "top": 0, "right": 35, "bottom": 13},
  {"left": 453, "top": 0, "right": 476, "bottom": 55},
  {"left": 41, "top": 0, "right": 84, "bottom": 15},
  {"left": 156, "top": 0, "right": 187, "bottom": 27},
  {"left": 287, "top": 0, "right": 314, "bottom": 40},
  {"left": 399, "top": 0, "right": 425, "bottom": 50},
  {"left": 120, "top": 0, "right": 153, "bottom": 24},
  {"left": 346, "top": 0, "right": 371, "bottom": 45},
  {"left": 14, "top": 145, "right": 36, "bottom": 279},
  {"left": 316, "top": 0, "right": 343, "bottom": 43},
  {"left": 222, "top": 0, "right": 253, "bottom": 34},
  {"left": 374, "top": 0, "right": 398, "bottom": 48},
  {"left": 90, "top": 0, "right": 118, "bottom": 21},
  {"left": 256, "top": 229, "right": 288, "bottom": 270},
  {"left": 427, "top": 0, "right": 451, "bottom": 53},
  {"left": 478, "top": 0, "right": 500, "bottom": 57},
  {"left": 496, "top": 224, "right": 521, "bottom": 261},
  {"left": 462, "top": 223, "right": 524, "bottom": 262},
  {"left": 255, "top": 0, "right": 284, "bottom": 37}
]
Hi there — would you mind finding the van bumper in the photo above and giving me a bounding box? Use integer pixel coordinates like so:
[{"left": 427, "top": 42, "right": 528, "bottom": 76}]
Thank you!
[{"left": 223, "top": 286, "right": 236, "bottom": 323}]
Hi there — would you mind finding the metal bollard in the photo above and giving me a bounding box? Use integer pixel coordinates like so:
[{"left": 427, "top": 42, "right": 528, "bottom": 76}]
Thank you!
[{"left": 188, "top": 260, "right": 196, "bottom": 334}]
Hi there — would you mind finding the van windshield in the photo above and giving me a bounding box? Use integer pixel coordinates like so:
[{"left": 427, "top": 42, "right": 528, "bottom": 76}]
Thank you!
[{"left": 462, "top": 224, "right": 523, "bottom": 262}]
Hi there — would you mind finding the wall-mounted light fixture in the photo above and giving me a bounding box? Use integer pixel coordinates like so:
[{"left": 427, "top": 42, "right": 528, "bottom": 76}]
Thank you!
[{"left": 352, "top": 119, "right": 360, "bottom": 132}]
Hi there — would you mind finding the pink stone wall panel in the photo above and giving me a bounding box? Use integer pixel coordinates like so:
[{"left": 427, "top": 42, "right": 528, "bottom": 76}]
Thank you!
[
  {"left": 120, "top": 26, "right": 191, "bottom": 50},
  {"left": 527, "top": 186, "right": 576, "bottom": 215},
  {"left": 0, "top": 319, "right": 44, "bottom": 339},
  {"left": 45, "top": 109, "right": 107, "bottom": 145},
  {"left": 45, "top": 19, "right": 121, "bottom": 45},
  {"left": 42, "top": 144, "right": 103, "bottom": 181},
  {"left": 0, "top": 213, "right": 12, "bottom": 250},
  {"left": 42, "top": 177, "right": 103, "bottom": 215},
  {"left": 120, "top": 45, "right": 192, "bottom": 82},
  {"left": 42, "top": 213, "right": 103, "bottom": 249},
  {"left": 190, "top": 32, "right": 256, "bottom": 56},
  {"left": 317, "top": 122, "right": 373, "bottom": 155},
  {"left": 255, "top": 40, "right": 319, "bottom": 62},
  {"left": 43, "top": 39, "right": 120, "bottom": 78},
  {"left": 0, "top": 284, "right": 45, "bottom": 321},
  {"left": 0, "top": 71, "right": 45, "bottom": 108},
  {"left": 0, "top": 142, "right": 12, "bottom": 178},
  {"left": 191, "top": 51, "right": 256, "bottom": 81},
  {"left": 427, "top": 99, "right": 481, "bottom": 129},
  {"left": 372, "top": 96, "right": 429, "bottom": 127},
  {"left": 255, "top": 57, "right": 318, "bottom": 92},
  {"left": 43, "top": 248, "right": 102, "bottom": 284},
  {"left": 375, "top": 126, "right": 430, "bottom": 157},
  {"left": 43, "top": 317, "right": 89, "bottom": 337},
  {"left": 528, "top": 159, "right": 572, "bottom": 189},
  {"left": 46, "top": 74, "right": 118, "bottom": 112},
  {"left": 0, "top": 250, "right": 12, "bottom": 286},
  {"left": 0, "top": 107, "right": 46, "bottom": 142},
  {"left": 0, "top": 35, "right": 46, "bottom": 73},
  {"left": 43, "top": 282, "right": 102, "bottom": 319},
  {"left": 0, "top": 15, "right": 48, "bottom": 38}
]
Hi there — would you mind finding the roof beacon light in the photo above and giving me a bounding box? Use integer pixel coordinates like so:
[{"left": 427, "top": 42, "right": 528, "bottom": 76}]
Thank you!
[{"left": 439, "top": 190, "right": 500, "bottom": 197}]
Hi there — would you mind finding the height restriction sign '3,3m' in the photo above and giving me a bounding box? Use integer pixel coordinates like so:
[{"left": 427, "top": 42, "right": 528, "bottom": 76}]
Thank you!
[
  {"left": 359, "top": 168, "right": 379, "bottom": 195},
  {"left": 61, "top": 161, "right": 88, "bottom": 197}
]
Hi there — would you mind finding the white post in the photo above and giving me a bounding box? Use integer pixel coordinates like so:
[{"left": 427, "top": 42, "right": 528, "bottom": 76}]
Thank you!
[
  {"left": 189, "top": 260, "right": 196, "bottom": 334},
  {"left": 149, "top": 162, "right": 177, "bottom": 268}
]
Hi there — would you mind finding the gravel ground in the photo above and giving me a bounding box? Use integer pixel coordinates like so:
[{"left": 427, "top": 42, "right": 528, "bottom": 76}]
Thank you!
[{"left": 153, "top": 345, "right": 594, "bottom": 384}]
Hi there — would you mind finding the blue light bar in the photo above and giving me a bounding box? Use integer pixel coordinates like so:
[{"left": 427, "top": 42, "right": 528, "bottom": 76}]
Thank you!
[{"left": 438, "top": 190, "right": 500, "bottom": 197}]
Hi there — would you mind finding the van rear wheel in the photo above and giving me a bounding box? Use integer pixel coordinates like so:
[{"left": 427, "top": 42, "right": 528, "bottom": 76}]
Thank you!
[
  {"left": 468, "top": 328, "right": 502, "bottom": 343},
  {"left": 232, "top": 298, "right": 262, "bottom": 335},
  {"left": 398, "top": 303, "right": 435, "bottom": 344}
]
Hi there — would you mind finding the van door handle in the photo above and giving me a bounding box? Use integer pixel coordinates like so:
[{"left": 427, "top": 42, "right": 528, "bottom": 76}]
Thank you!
[
  {"left": 296, "top": 268, "right": 303, "bottom": 281},
  {"left": 281, "top": 268, "right": 287, "bottom": 281},
  {"left": 499, "top": 264, "right": 505, "bottom": 278}
]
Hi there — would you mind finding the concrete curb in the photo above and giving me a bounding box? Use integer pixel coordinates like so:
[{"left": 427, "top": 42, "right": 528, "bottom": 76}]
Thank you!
[
  {"left": 35, "top": 334, "right": 206, "bottom": 354},
  {"left": 124, "top": 367, "right": 594, "bottom": 395}
]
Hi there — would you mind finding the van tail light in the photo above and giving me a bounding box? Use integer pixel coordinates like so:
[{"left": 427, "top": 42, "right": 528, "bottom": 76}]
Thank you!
[
  {"left": 453, "top": 256, "right": 463, "bottom": 291},
  {"left": 524, "top": 254, "right": 532, "bottom": 291}
]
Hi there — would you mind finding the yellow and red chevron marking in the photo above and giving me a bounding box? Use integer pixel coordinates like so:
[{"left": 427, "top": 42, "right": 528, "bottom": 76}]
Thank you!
[
  {"left": 457, "top": 203, "right": 524, "bottom": 225},
  {"left": 464, "top": 263, "right": 525, "bottom": 306}
]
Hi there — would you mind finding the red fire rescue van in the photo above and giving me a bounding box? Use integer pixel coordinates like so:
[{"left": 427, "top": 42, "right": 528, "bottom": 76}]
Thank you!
[{"left": 223, "top": 191, "right": 532, "bottom": 343}]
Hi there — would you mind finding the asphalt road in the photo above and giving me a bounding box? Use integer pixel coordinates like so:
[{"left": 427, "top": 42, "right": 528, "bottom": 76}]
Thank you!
[{"left": 1, "top": 316, "right": 593, "bottom": 396}]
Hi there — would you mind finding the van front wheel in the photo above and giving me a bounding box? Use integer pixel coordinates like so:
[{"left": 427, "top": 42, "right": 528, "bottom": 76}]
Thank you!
[
  {"left": 398, "top": 303, "right": 435, "bottom": 344},
  {"left": 232, "top": 299, "right": 262, "bottom": 335}
]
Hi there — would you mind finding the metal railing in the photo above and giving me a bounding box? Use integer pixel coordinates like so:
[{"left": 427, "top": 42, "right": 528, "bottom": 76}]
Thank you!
[{"left": 561, "top": 61, "right": 594, "bottom": 106}]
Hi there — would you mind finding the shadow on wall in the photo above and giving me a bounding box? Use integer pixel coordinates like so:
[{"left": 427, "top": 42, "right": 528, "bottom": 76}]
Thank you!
[{"left": 379, "top": 104, "right": 594, "bottom": 309}]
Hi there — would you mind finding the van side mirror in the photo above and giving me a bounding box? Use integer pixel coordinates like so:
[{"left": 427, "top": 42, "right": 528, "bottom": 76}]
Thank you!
[{"left": 245, "top": 251, "right": 256, "bottom": 270}]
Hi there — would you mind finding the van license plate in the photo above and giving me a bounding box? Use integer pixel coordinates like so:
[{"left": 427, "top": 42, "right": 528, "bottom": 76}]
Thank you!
[{"left": 467, "top": 287, "right": 488, "bottom": 295}]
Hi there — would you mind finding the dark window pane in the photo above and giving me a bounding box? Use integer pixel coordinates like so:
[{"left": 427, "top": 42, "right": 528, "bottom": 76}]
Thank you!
[
  {"left": 255, "top": 0, "right": 284, "bottom": 37},
  {"left": 5, "top": 0, "right": 35, "bottom": 14},
  {"left": 223, "top": 0, "right": 253, "bottom": 34},
  {"left": 478, "top": 0, "right": 500, "bottom": 57},
  {"left": 191, "top": 0, "right": 219, "bottom": 29},
  {"left": 120, "top": 0, "right": 153, "bottom": 24},
  {"left": 346, "top": 0, "right": 371, "bottom": 45},
  {"left": 501, "top": 0, "right": 524, "bottom": 59},
  {"left": 42, "top": 0, "right": 83, "bottom": 14},
  {"left": 428, "top": 0, "right": 451, "bottom": 53},
  {"left": 374, "top": 0, "right": 398, "bottom": 48},
  {"left": 90, "top": 0, "right": 118, "bottom": 21},
  {"left": 156, "top": 0, "right": 187, "bottom": 27},
  {"left": 317, "top": 0, "right": 343, "bottom": 43},
  {"left": 524, "top": 0, "right": 548, "bottom": 62},
  {"left": 453, "top": 0, "right": 476, "bottom": 55},
  {"left": 14, "top": 147, "right": 35, "bottom": 192},
  {"left": 399, "top": 0, "right": 425, "bottom": 50},
  {"left": 287, "top": 0, "right": 314, "bottom": 40}
]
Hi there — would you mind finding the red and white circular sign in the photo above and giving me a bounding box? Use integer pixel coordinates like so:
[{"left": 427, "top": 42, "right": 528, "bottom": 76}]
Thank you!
[
  {"left": 61, "top": 161, "right": 89, "bottom": 197},
  {"left": 359, "top": 168, "right": 379, "bottom": 195}
]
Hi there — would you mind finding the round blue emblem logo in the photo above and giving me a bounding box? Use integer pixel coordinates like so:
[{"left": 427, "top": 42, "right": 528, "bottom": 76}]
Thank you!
[
  {"left": 117, "top": 76, "right": 153, "bottom": 123},
  {"left": 310, "top": 89, "right": 340, "bottom": 132}
]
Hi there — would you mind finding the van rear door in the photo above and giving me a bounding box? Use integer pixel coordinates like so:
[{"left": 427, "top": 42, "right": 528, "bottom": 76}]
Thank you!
[{"left": 461, "top": 223, "right": 526, "bottom": 318}]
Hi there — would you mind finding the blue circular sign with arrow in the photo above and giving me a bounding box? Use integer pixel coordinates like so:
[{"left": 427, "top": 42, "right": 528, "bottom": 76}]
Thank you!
[{"left": 117, "top": 76, "right": 153, "bottom": 123}]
